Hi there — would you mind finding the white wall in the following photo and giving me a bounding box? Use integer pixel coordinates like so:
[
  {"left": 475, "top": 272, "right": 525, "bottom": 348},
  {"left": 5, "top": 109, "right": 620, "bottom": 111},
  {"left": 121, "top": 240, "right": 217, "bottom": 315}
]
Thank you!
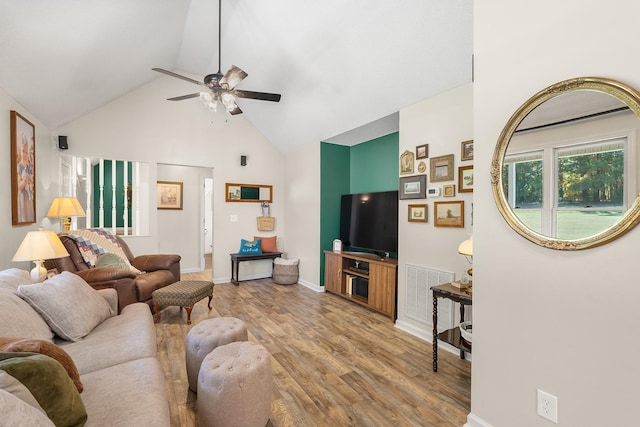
[
  {"left": 396, "top": 83, "right": 474, "bottom": 337},
  {"left": 53, "top": 76, "right": 285, "bottom": 282},
  {"left": 0, "top": 87, "right": 59, "bottom": 270},
  {"left": 283, "top": 141, "right": 321, "bottom": 289},
  {"left": 472, "top": 1, "right": 640, "bottom": 426}
]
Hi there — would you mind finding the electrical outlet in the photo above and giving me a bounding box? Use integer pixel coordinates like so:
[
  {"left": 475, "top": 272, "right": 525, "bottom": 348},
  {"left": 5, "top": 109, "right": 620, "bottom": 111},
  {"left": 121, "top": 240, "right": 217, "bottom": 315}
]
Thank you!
[{"left": 537, "top": 389, "right": 558, "bottom": 423}]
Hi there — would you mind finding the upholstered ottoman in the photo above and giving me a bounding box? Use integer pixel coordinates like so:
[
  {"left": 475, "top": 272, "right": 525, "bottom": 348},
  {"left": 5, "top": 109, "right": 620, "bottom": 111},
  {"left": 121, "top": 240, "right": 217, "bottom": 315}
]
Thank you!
[
  {"left": 197, "top": 341, "right": 272, "bottom": 427},
  {"left": 152, "top": 280, "right": 214, "bottom": 325},
  {"left": 186, "top": 317, "right": 248, "bottom": 392}
]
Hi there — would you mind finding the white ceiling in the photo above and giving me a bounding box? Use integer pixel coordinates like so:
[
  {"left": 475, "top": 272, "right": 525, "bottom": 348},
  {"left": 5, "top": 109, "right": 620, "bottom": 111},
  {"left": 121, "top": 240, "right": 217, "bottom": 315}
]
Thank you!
[{"left": 0, "top": 0, "right": 473, "bottom": 153}]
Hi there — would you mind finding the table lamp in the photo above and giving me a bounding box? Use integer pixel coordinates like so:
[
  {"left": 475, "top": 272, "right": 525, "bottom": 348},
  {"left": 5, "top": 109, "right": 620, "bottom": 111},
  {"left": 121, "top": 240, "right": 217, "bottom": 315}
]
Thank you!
[
  {"left": 458, "top": 237, "right": 473, "bottom": 295},
  {"left": 12, "top": 228, "right": 70, "bottom": 282},
  {"left": 46, "top": 197, "right": 86, "bottom": 231}
]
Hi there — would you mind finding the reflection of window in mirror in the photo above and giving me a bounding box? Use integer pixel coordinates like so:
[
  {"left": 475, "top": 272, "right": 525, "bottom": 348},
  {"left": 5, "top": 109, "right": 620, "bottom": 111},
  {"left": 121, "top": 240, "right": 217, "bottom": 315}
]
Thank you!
[{"left": 505, "top": 135, "right": 629, "bottom": 240}]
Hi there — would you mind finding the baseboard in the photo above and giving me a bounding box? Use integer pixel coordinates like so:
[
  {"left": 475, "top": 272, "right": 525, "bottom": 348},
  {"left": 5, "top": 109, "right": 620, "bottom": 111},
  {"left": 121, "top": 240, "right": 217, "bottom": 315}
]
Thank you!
[
  {"left": 181, "top": 267, "right": 201, "bottom": 274},
  {"left": 297, "top": 279, "right": 323, "bottom": 292},
  {"left": 394, "top": 320, "right": 472, "bottom": 361},
  {"left": 464, "top": 413, "right": 493, "bottom": 427}
]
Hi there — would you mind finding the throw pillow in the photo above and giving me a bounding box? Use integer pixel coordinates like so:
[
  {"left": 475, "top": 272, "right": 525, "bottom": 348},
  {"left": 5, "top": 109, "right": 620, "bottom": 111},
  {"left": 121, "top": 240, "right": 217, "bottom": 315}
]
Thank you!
[
  {"left": 238, "top": 239, "right": 262, "bottom": 255},
  {"left": 0, "top": 352, "right": 87, "bottom": 427},
  {"left": 0, "top": 289, "right": 54, "bottom": 343},
  {"left": 0, "top": 268, "right": 34, "bottom": 292},
  {"left": 253, "top": 235, "right": 278, "bottom": 253},
  {"left": 18, "top": 271, "right": 114, "bottom": 342},
  {"left": 0, "top": 338, "right": 82, "bottom": 393},
  {"left": 95, "top": 253, "right": 132, "bottom": 270}
]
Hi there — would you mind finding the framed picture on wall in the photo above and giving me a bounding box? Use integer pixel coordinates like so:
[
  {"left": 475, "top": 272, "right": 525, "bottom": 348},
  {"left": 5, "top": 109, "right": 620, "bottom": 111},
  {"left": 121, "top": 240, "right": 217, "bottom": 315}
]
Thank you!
[
  {"left": 400, "top": 150, "right": 415, "bottom": 175},
  {"left": 157, "top": 181, "right": 183, "bottom": 210},
  {"left": 10, "top": 110, "right": 36, "bottom": 225},
  {"left": 399, "top": 175, "right": 427, "bottom": 199},
  {"left": 443, "top": 184, "right": 456, "bottom": 197},
  {"left": 459, "top": 165, "right": 474, "bottom": 193},
  {"left": 416, "top": 144, "right": 429, "bottom": 159},
  {"left": 434, "top": 201, "right": 464, "bottom": 228},
  {"left": 461, "top": 140, "right": 474, "bottom": 161},
  {"left": 430, "top": 154, "right": 454, "bottom": 182},
  {"left": 408, "top": 204, "right": 428, "bottom": 222}
]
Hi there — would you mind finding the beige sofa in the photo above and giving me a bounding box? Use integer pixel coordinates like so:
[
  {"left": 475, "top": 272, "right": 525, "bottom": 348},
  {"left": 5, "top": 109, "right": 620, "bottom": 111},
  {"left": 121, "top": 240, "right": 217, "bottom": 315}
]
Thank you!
[{"left": 0, "top": 268, "right": 170, "bottom": 426}]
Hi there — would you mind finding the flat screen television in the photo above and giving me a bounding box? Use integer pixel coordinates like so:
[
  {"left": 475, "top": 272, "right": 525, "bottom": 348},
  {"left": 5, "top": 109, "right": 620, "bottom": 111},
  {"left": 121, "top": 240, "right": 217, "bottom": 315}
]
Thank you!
[{"left": 339, "top": 190, "right": 398, "bottom": 255}]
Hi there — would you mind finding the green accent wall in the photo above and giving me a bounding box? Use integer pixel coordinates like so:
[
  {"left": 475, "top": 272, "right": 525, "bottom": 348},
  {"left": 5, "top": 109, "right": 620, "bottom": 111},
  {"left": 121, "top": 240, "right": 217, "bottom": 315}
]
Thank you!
[{"left": 319, "top": 132, "right": 399, "bottom": 286}]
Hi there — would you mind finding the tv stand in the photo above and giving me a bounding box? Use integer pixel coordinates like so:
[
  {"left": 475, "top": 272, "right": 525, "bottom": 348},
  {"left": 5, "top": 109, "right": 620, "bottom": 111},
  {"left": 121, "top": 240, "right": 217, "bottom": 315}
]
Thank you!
[{"left": 324, "top": 251, "right": 398, "bottom": 321}]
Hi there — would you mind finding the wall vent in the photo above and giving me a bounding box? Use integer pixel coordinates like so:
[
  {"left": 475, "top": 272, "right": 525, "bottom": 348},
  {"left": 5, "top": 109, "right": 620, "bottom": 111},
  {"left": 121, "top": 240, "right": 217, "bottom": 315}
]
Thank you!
[{"left": 406, "top": 264, "right": 454, "bottom": 331}]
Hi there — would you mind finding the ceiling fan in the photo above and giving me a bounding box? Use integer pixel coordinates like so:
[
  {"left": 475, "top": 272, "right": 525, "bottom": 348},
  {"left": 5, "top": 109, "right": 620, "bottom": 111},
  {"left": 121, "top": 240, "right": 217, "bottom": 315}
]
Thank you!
[{"left": 152, "top": 0, "right": 281, "bottom": 115}]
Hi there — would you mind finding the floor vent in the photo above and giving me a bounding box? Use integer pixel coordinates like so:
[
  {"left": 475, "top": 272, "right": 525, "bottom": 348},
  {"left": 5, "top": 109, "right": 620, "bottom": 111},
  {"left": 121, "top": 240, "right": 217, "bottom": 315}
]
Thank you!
[{"left": 406, "top": 264, "right": 454, "bottom": 330}]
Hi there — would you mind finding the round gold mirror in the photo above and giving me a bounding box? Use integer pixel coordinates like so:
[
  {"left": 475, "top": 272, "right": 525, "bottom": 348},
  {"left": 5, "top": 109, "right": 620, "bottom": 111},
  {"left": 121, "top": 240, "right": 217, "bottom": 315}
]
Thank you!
[{"left": 491, "top": 77, "right": 640, "bottom": 250}]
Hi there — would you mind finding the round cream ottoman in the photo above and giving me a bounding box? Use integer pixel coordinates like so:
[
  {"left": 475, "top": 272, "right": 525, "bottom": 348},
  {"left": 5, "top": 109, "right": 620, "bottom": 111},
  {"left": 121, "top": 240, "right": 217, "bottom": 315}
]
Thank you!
[
  {"left": 197, "top": 341, "right": 272, "bottom": 427},
  {"left": 186, "top": 317, "right": 248, "bottom": 392}
]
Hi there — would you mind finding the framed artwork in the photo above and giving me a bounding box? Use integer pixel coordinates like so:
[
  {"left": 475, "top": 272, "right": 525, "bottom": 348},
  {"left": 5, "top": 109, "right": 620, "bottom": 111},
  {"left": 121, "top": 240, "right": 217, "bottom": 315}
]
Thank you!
[
  {"left": 430, "top": 154, "right": 454, "bottom": 182},
  {"left": 400, "top": 150, "right": 415, "bottom": 175},
  {"left": 416, "top": 144, "right": 429, "bottom": 159},
  {"left": 443, "top": 184, "right": 456, "bottom": 197},
  {"left": 157, "top": 181, "right": 183, "bottom": 210},
  {"left": 10, "top": 110, "right": 36, "bottom": 225},
  {"left": 408, "top": 204, "right": 427, "bottom": 222},
  {"left": 461, "top": 140, "right": 474, "bottom": 161},
  {"left": 458, "top": 165, "right": 474, "bottom": 193},
  {"left": 417, "top": 161, "right": 427, "bottom": 173},
  {"left": 434, "top": 201, "right": 464, "bottom": 228},
  {"left": 399, "top": 175, "right": 427, "bottom": 199}
]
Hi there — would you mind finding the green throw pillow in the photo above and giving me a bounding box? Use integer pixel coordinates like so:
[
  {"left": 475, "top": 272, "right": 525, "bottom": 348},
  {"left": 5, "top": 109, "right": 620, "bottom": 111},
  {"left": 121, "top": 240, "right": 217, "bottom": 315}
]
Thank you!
[
  {"left": 0, "top": 352, "right": 87, "bottom": 427},
  {"left": 95, "top": 253, "right": 132, "bottom": 270}
]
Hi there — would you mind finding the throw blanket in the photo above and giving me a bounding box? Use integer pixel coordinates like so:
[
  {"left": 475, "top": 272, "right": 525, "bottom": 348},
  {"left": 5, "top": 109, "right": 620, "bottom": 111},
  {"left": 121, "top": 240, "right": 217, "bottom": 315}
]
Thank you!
[{"left": 67, "top": 229, "right": 141, "bottom": 273}]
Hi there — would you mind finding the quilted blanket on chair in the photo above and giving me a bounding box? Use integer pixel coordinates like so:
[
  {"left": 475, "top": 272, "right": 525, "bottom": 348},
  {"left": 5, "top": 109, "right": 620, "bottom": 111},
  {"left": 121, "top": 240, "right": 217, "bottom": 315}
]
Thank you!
[{"left": 67, "top": 229, "right": 140, "bottom": 273}]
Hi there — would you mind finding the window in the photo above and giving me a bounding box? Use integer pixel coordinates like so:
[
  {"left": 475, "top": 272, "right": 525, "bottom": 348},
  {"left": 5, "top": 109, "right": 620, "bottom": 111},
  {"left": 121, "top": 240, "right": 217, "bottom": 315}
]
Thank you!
[{"left": 504, "top": 137, "right": 628, "bottom": 239}]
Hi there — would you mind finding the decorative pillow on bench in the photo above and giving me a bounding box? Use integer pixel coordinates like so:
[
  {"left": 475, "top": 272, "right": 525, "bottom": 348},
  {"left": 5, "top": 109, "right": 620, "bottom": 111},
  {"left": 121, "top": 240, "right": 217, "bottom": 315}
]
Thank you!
[
  {"left": 238, "top": 239, "right": 262, "bottom": 255},
  {"left": 254, "top": 235, "right": 277, "bottom": 253}
]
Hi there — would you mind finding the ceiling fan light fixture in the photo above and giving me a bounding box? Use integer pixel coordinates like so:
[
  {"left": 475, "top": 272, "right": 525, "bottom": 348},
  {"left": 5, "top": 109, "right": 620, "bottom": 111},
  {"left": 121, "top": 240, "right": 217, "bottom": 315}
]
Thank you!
[{"left": 199, "top": 92, "right": 213, "bottom": 103}]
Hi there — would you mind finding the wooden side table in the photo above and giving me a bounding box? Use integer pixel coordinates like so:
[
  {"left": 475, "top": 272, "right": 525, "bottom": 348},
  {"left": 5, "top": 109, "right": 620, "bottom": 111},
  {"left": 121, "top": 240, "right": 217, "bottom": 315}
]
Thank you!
[{"left": 431, "top": 283, "right": 472, "bottom": 372}]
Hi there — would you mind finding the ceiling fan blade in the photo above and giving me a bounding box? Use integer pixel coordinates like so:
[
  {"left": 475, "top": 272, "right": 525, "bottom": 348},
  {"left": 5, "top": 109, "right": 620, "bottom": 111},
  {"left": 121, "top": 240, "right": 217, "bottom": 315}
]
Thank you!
[
  {"left": 235, "top": 90, "right": 281, "bottom": 102},
  {"left": 152, "top": 68, "right": 204, "bottom": 87},
  {"left": 167, "top": 93, "right": 200, "bottom": 101},
  {"left": 227, "top": 102, "right": 243, "bottom": 115},
  {"left": 220, "top": 65, "right": 248, "bottom": 89}
]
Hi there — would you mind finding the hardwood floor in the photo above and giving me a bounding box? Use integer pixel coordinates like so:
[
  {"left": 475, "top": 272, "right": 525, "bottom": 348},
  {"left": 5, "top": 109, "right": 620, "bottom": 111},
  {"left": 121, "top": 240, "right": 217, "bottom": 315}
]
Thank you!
[{"left": 156, "top": 270, "right": 471, "bottom": 427}]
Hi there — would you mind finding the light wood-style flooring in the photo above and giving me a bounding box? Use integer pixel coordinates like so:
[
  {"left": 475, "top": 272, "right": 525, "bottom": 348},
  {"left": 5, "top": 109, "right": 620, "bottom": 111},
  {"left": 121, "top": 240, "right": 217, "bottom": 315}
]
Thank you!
[{"left": 156, "top": 268, "right": 471, "bottom": 427}]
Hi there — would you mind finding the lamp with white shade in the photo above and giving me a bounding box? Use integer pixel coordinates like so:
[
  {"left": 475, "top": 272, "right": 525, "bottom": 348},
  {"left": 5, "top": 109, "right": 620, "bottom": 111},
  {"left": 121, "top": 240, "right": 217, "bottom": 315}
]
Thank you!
[
  {"left": 12, "top": 228, "right": 70, "bottom": 282},
  {"left": 46, "top": 197, "right": 86, "bottom": 232},
  {"left": 458, "top": 237, "right": 473, "bottom": 295}
]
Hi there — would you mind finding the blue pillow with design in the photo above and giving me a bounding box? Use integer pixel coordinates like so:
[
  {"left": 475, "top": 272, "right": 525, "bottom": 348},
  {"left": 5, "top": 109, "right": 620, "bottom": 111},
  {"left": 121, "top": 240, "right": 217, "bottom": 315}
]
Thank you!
[{"left": 238, "top": 239, "right": 262, "bottom": 254}]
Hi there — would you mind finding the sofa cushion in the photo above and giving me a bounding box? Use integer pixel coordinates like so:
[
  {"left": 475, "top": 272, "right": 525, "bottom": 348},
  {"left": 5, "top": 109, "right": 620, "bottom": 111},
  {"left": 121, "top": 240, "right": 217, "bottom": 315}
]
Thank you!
[
  {"left": 0, "top": 388, "right": 55, "bottom": 427},
  {"left": 18, "top": 272, "right": 114, "bottom": 342},
  {"left": 254, "top": 235, "right": 278, "bottom": 253},
  {"left": 0, "top": 338, "right": 82, "bottom": 393},
  {"left": 134, "top": 269, "right": 176, "bottom": 302},
  {"left": 56, "top": 302, "right": 157, "bottom": 375},
  {"left": 0, "top": 352, "right": 87, "bottom": 427},
  {"left": 0, "top": 289, "right": 54, "bottom": 343},
  {"left": 79, "top": 357, "right": 169, "bottom": 426},
  {"left": 0, "top": 268, "right": 34, "bottom": 292}
]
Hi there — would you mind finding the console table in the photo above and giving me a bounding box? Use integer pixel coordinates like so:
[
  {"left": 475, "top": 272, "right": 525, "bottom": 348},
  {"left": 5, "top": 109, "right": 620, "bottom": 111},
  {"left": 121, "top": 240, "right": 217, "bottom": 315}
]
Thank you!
[
  {"left": 229, "top": 252, "right": 282, "bottom": 285},
  {"left": 431, "top": 283, "right": 472, "bottom": 372}
]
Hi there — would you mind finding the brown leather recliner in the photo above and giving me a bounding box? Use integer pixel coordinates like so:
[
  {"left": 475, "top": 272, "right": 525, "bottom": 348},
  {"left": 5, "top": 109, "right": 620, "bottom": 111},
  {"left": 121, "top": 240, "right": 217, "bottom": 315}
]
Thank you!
[{"left": 45, "top": 234, "right": 181, "bottom": 312}]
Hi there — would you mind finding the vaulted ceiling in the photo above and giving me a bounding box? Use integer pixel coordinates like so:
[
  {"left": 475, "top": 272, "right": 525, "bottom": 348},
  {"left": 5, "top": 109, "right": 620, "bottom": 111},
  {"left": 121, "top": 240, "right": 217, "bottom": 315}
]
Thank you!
[{"left": 0, "top": 0, "right": 472, "bottom": 153}]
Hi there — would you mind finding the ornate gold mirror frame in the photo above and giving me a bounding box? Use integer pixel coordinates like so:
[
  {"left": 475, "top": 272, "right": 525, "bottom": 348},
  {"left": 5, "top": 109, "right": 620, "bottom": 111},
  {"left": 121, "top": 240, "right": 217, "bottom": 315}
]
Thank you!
[{"left": 491, "top": 77, "right": 640, "bottom": 250}]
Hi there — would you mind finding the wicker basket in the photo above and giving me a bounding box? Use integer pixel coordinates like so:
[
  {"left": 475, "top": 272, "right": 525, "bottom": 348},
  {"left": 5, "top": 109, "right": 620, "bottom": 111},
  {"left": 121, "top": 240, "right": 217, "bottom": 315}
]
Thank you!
[
  {"left": 273, "top": 264, "right": 299, "bottom": 285},
  {"left": 257, "top": 216, "right": 275, "bottom": 231}
]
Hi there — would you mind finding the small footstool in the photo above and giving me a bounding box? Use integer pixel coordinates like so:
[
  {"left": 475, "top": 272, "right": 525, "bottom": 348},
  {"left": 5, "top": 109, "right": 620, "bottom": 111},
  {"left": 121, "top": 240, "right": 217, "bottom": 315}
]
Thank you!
[
  {"left": 186, "top": 317, "right": 248, "bottom": 392},
  {"left": 152, "top": 280, "right": 214, "bottom": 325},
  {"left": 197, "top": 341, "right": 272, "bottom": 427}
]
